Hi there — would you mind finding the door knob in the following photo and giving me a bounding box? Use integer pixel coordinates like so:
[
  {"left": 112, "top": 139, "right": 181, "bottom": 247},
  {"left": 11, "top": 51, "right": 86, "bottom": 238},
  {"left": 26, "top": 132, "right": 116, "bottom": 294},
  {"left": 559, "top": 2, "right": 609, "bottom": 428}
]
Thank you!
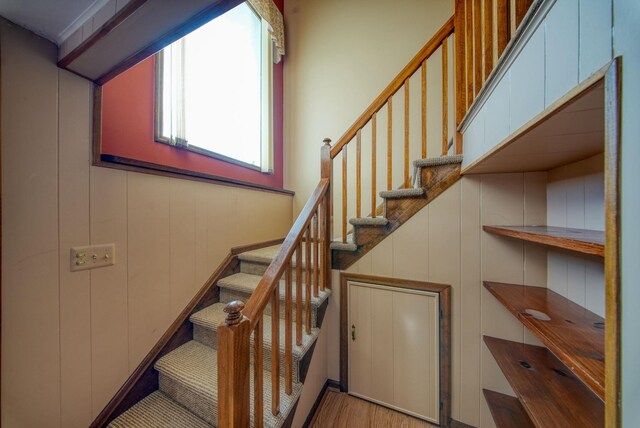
[{"left": 351, "top": 324, "right": 356, "bottom": 341}]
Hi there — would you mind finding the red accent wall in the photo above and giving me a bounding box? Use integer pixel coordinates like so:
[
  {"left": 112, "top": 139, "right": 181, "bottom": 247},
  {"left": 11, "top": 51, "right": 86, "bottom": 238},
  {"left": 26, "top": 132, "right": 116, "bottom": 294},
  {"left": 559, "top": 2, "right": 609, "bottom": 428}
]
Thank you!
[{"left": 101, "top": 13, "right": 285, "bottom": 189}]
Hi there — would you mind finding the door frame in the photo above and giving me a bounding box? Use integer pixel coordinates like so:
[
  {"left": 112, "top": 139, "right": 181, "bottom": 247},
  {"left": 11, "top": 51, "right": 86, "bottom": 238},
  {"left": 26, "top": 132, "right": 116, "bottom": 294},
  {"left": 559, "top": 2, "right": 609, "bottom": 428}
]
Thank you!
[{"left": 340, "top": 272, "right": 451, "bottom": 425}]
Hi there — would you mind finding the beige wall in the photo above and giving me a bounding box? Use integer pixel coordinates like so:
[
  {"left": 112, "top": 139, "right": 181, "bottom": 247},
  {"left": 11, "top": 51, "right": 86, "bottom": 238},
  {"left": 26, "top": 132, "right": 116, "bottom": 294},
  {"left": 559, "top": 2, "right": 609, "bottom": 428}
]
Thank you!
[
  {"left": 547, "top": 154, "right": 605, "bottom": 317},
  {"left": 0, "top": 20, "right": 293, "bottom": 427},
  {"left": 283, "top": 0, "right": 454, "bottom": 214},
  {"left": 322, "top": 173, "right": 547, "bottom": 427}
]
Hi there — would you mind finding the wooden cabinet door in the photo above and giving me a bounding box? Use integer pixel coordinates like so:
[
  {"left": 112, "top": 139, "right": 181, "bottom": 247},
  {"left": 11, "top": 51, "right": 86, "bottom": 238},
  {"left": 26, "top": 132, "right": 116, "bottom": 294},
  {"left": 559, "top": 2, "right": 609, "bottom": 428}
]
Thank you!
[{"left": 348, "top": 281, "right": 440, "bottom": 423}]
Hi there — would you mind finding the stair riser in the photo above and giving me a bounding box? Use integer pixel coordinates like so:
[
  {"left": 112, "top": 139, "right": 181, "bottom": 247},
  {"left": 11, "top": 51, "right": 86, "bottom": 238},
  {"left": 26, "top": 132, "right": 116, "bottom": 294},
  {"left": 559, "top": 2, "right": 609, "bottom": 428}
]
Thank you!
[
  {"left": 159, "top": 365, "right": 302, "bottom": 428},
  {"left": 220, "top": 288, "right": 321, "bottom": 327},
  {"left": 193, "top": 325, "right": 303, "bottom": 383},
  {"left": 240, "top": 260, "right": 316, "bottom": 276},
  {"left": 241, "top": 260, "right": 269, "bottom": 276},
  {"left": 159, "top": 375, "right": 217, "bottom": 426}
]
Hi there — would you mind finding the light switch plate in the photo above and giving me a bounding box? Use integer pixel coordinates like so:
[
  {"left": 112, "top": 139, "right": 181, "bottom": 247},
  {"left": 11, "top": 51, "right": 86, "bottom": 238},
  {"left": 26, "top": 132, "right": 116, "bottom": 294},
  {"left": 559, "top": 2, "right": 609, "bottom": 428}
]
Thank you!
[{"left": 70, "top": 243, "right": 115, "bottom": 272}]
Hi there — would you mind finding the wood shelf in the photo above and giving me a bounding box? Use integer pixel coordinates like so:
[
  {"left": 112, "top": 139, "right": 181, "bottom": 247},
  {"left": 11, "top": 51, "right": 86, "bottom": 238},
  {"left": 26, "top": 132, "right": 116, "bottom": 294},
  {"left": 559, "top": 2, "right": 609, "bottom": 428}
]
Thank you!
[
  {"left": 484, "top": 281, "right": 604, "bottom": 400},
  {"left": 483, "top": 225, "right": 604, "bottom": 257},
  {"left": 483, "top": 389, "right": 534, "bottom": 428},
  {"left": 484, "top": 336, "right": 603, "bottom": 427}
]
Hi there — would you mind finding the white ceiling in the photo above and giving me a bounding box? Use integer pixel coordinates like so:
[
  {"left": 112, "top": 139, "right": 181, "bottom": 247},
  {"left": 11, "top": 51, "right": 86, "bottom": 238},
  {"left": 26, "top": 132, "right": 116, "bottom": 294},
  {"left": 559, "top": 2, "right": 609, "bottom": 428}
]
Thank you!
[{"left": 0, "top": 0, "right": 109, "bottom": 44}]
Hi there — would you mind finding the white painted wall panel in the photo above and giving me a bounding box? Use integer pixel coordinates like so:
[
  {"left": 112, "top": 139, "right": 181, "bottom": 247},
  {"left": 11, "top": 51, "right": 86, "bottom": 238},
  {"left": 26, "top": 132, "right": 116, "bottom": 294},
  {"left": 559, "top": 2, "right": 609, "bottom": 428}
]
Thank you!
[
  {"left": 545, "top": 0, "right": 579, "bottom": 106},
  {"left": 483, "top": 77, "right": 510, "bottom": 150},
  {"left": 460, "top": 109, "right": 485, "bottom": 169},
  {"left": 579, "top": 0, "right": 612, "bottom": 81},
  {"left": 509, "top": 27, "right": 545, "bottom": 133},
  {"left": 546, "top": 155, "right": 605, "bottom": 316},
  {"left": 58, "top": 69, "right": 93, "bottom": 428},
  {"left": 1, "top": 22, "right": 61, "bottom": 427}
]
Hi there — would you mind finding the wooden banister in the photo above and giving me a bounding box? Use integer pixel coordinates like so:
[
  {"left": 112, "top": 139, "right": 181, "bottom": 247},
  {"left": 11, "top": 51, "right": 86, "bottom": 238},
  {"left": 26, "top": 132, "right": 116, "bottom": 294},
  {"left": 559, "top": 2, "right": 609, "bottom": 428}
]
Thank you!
[
  {"left": 329, "top": 16, "right": 454, "bottom": 158},
  {"left": 217, "top": 303, "right": 251, "bottom": 427},
  {"left": 241, "top": 179, "right": 329, "bottom": 325},
  {"left": 217, "top": 141, "right": 332, "bottom": 427}
]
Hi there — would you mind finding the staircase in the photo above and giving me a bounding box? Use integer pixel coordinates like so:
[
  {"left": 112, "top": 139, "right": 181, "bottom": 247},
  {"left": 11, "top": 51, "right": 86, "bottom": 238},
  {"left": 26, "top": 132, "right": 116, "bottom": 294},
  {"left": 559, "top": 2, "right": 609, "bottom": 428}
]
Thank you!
[
  {"left": 91, "top": 5, "right": 501, "bottom": 426},
  {"left": 330, "top": 154, "right": 463, "bottom": 270},
  {"left": 108, "top": 245, "right": 331, "bottom": 427}
]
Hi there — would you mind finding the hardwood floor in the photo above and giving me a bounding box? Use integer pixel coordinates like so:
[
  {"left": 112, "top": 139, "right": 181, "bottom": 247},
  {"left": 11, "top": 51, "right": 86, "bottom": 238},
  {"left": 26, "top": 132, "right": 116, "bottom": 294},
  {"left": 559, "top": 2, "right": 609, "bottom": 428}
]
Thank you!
[{"left": 309, "top": 389, "right": 436, "bottom": 427}]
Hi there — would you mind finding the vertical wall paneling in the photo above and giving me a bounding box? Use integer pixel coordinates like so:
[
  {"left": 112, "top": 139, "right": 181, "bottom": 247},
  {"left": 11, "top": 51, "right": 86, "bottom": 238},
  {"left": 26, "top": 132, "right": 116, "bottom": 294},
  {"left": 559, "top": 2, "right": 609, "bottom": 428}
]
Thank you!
[
  {"left": 508, "top": 27, "right": 545, "bottom": 132},
  {"left": 544, "top": 0, "right": 579, "bottom": 107},
  {"left": 127, "top": 172, "right": 172, "bottom": 369},
  {"left": 169, "top": 179, "right": 197, "bottom": 317},
  {"left": 392, "top": 207, "right": 430, "bottom": 280},
  {"left": 427, "top": 181, "right": 461, "bottom": 419},
  {"left": 369, "top": 236, "right": 393, "bottom": 278},
  {"left": 523, "top": 172, "right": 548, "bottom": 286},
  {"left": 483, "top": 77, "right": 510, "bottom": 150},
  {"left": 578, "top": 0, "right": 612, "bottom": 81},
  {"left": 89, "top": 166, "right": 130, "bottom": 417},
  {"left": 194, "top": 181, "right": 211, "bottom": 285},
  {"left": 479, "top": 174, "right": 527, "bottom": 428},
  {"left": 58, "top": 70, "right": 93, "bottom": 427},
  {"left": 1, "top": 22, "right": 61, "bottom": 427},
  {"left": 460, "top": 109, "right": 485, "bottom": 170},
  {"left": 207, "top": 185, "right": 234, "bottom": 268},
  {"left": 459, "top": 177, "right": 481, "bottom": 426},
  {"left": 546, "top": 155, "right": 605, "bottom": 316}
]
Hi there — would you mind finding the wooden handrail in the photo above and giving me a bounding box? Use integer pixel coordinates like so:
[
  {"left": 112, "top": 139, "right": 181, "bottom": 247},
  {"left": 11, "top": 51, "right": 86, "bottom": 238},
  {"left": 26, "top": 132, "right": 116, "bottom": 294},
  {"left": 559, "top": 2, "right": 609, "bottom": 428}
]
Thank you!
[
  {"left": 218, "top": 142, "right": 332, "bottom": 427},
  {"left": 242, "top": 177, "right": 330, "bottom": 326},
  {"left": 329, "top": 16, "right": 455, "bottom": 158}
]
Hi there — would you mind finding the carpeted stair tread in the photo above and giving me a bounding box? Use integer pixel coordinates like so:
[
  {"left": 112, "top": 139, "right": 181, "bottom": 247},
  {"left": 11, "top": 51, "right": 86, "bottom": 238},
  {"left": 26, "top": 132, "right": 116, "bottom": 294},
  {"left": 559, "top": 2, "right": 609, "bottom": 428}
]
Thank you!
[
  {"left": 349, "top": 217, "right": 389, "bottom": 226},
  {"left": 238, "top": 245, "right": 282, "bottom": 264},
  {"left": 330, "top": 234, "right": 358, "bottom": 251},
  {"left": 217, "top": 272, "right": 331, "bottom": 307},
  {"left": 155, "top": 340, "right": 301, "bottom": 427},
  {"left": 239, "top": 244, "right": 314, "bottom": 268},
  {"left": 190, "top": 303, "right": 319, "bottom": 358},
  {"left": 379, "top": 187, "right": 425, "bottom": 198},
  {"left": 413, "top": 154, "right": 463, "bottom": 167},
  {"left": 108, "top": 391, "right": 212, "bottom": 428}
]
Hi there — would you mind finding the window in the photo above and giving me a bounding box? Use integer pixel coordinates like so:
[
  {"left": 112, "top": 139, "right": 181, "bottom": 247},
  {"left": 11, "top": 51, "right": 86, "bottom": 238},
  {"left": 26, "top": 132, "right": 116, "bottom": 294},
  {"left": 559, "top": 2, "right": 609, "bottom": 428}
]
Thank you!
[{"left": 155, "top": 2, "right": 273, "bottom": 172}]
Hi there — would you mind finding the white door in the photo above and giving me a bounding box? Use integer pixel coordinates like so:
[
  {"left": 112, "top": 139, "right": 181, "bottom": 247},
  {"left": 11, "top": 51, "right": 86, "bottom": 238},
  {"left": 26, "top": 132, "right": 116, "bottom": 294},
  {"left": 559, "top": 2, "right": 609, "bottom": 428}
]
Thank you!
[{"left": 348, "top": 281, "right": 440, "bottom": 423}]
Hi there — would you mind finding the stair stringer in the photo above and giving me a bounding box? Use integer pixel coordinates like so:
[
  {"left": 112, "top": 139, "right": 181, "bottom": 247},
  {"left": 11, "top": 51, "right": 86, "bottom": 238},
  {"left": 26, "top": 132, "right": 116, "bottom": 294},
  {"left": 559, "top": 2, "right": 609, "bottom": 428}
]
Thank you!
[{"left": 332, "top": 162, "right": 461, "bottom": 270}]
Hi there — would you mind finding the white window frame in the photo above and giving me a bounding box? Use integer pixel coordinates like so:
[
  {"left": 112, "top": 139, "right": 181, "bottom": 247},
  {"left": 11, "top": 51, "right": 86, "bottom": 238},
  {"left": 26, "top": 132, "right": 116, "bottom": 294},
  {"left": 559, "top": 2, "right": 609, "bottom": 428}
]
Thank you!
[{"left": 154, "top": 4, "right": 274, "bottom": 173}]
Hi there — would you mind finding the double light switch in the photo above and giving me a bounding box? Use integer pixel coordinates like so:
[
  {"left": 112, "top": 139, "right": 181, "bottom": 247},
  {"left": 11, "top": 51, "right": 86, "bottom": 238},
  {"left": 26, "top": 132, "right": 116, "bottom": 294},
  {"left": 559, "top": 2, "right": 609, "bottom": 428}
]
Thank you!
[{"left": 70, "top": 243, "right": 115, "bottom": 272}]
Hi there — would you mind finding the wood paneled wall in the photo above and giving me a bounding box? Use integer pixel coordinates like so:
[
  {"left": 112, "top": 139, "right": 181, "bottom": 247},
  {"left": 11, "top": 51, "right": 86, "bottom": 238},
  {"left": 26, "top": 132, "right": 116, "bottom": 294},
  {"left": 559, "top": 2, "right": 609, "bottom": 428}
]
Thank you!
[
  {"left": 1, "top": 20, "right": 293, "bottom": 427},
  {"left": 326, "top": 173, "right": 547, "bottom": 427}
]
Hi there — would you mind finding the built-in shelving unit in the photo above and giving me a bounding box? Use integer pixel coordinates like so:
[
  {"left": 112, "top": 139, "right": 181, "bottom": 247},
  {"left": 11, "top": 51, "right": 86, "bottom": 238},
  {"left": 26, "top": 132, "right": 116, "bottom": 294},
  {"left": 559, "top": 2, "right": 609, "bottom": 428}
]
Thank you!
[
  {"left": 484, "top": 281, "right": 605, "bottom": 400},
  {"left": 483, "top": 225, "right": 604, "bottom": 257},
  {"left": 469, "top": 56, "right": 620, "bottom": 426},
  {"left": 484, "top": 336, "right": 604, "bottom": 427},
  {"left": 483, "top": 389, "right": 534, "bottom": 428}
]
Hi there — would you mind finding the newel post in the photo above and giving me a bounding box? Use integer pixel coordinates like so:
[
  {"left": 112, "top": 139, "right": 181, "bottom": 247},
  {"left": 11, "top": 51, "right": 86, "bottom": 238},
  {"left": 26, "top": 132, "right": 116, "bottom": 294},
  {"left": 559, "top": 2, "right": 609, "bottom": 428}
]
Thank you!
[
  {"left": 217, "top": 301, "right": 251, "bottom": 428},
  {"left": 321, "top": 138, "right": 333, "bottom": 289}
]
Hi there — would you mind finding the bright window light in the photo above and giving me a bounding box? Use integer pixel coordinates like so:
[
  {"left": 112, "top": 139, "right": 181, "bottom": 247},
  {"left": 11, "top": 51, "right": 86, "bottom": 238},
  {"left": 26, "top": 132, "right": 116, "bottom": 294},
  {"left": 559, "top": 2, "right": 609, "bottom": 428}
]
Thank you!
[{"left": 157, "top": 3, "right": 271, "bottom": 170}]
